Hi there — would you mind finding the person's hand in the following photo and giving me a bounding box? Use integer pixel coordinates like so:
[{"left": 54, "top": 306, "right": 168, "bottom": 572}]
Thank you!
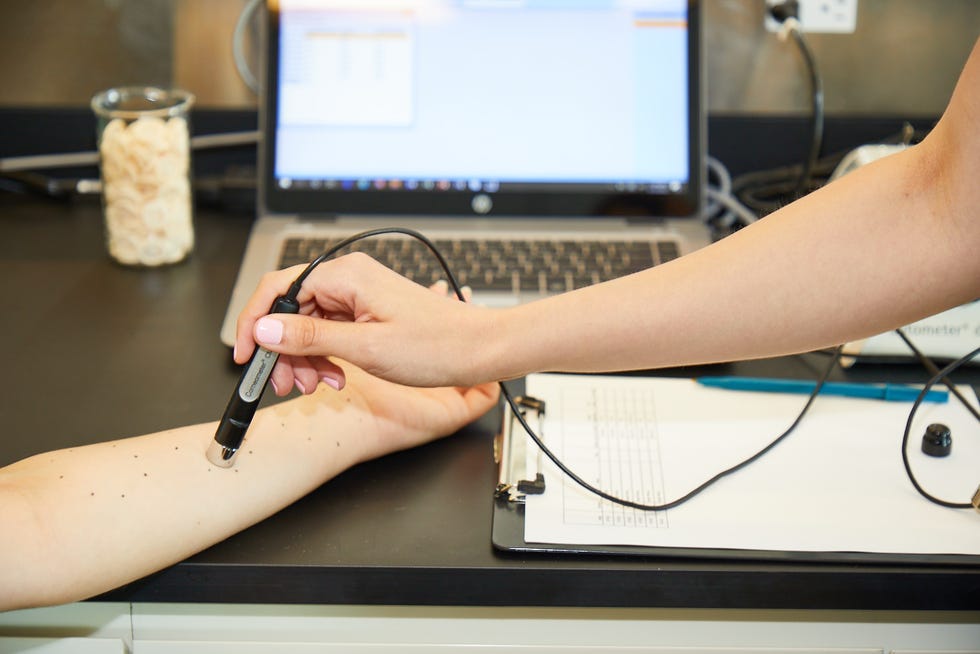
[
  {"left": 235, "top": 253, "right": 495, "bottom": 393},
  {"left": 323, "top": 359, "right": 500, "bottom": 464}
]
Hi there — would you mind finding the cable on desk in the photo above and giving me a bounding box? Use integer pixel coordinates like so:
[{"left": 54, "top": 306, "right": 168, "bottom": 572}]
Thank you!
[
  {"left": 901, "top": 345, "right": 980, "bottom": 509},
  {"left": 894, "top": 328, "right": 980, "bottom": 423},
  {"left": 285, "top": 227, "right": 846, "bottom": 513}
]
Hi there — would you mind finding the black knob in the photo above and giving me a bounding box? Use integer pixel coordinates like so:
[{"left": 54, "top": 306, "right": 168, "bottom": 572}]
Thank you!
[{"left": 921, "top": 423, "right": 952, "bottom": 457}]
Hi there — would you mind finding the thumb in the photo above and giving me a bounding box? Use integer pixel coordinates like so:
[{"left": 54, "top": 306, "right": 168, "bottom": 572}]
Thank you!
[{"left": 254, "top": 313, "right": 347, "bottom": 357}]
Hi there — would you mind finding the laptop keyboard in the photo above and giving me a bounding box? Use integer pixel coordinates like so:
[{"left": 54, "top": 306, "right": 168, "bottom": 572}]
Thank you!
[{"left": 278, "top": 236, "right": 679, "bottom": 294}]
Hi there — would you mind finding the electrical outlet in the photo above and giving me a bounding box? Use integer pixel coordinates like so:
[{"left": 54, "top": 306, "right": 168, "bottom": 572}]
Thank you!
[{"left": 765, "top": 0, "right": 858, "bottom": 34}]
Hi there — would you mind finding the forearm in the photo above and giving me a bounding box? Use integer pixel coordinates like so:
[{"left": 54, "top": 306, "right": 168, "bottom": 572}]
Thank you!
[
  {"left": 486, "top": 39, "right": 980, "bottom": 378},
  {"left": 0, "top": 389, "right": 363, "bottom": 611},
  {"left": 488, "top": 135, "right": 979, "bottom": 378}
]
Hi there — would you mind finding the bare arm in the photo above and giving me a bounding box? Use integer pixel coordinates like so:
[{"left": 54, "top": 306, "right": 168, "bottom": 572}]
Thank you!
[
  {"left": 0, "top": 366, "right": 498, "bottom": 611},
  {"left": 495, "top": 38, "right": 980, "bottom": 377}
]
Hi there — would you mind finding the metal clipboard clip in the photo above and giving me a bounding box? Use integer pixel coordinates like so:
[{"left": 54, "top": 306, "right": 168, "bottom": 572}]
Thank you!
[{"left": 494, "top": 395, "right": 546, "bottom": 503}]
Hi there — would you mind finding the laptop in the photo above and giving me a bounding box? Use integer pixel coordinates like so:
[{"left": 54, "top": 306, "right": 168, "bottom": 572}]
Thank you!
[{"left": 221, "top": 0, "right": 708, "bottom": 345}]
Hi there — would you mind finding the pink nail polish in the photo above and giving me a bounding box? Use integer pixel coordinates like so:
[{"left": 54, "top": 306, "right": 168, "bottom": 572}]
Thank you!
[
  {"left": 320, "top": 375, "right": 341, "bottom": 390},
  {"left": 295, "top": 378, "right": 308, "bottom": 394},
  {"left": 255, "top": 317, "right": 284, "bottom": 345},
  {"left": 270, "top": 378, "right": 280, "bottom": 395}
]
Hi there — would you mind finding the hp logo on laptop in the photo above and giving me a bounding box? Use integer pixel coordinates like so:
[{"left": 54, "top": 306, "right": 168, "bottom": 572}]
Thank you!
[{"left": 471, "top": 193, "right": 493, "bottom": 214}]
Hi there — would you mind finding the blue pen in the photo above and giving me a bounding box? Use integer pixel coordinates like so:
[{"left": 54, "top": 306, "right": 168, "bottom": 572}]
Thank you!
[{"left": 696, "top": 376, "right": 948, "bottom": 403}]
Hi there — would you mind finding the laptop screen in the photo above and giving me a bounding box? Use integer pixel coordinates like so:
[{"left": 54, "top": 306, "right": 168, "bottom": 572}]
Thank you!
[{"left": 262, "top": 0, "right": 702, "bottom": 219}]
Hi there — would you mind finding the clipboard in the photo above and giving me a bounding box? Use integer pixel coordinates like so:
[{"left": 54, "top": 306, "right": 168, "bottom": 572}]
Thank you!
[{"left": 490, "top": 386, "right": 980, "bottom": 565}]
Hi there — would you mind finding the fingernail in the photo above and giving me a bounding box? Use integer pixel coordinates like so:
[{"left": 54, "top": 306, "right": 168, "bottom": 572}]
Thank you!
[
  {"left": 233, "top": 343, "right": 238, "bottom": 361},
  {"left": 320, "top": 375, "right": 341, "bottom": 391},
  {"left": 270, "top": 378, "right": 280, "bottom": 395},
  {"left": 255, "top": 317, "right": 284, "bottom": 345},
  {"left": 433, "top": 279, "right": 448, "bottom": 291},
  {"left": 295, "top": 378, "right": 308, "bottom": 394}
]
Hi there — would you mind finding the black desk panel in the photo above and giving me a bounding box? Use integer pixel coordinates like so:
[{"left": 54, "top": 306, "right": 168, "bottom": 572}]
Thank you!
[{"left": 1, "top": 194, "right": 977, "bottom": 610}]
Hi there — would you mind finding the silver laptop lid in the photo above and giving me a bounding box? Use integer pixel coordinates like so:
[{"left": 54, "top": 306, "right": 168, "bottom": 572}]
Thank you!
[{"left": 261, "top": 0, "right": 703, "bottom": 220}]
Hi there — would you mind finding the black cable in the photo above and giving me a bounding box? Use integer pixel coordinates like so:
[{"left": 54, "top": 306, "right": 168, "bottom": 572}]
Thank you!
[
  {"left": 730, "top": 121, "right": 924, "bottom": 216},
  {"left": 894, "top": 328, "right": 980, "bottom": 422},
  {"left": 732, "top": 155, "right": 839, "bottom": 215},
  {"left": 288, "top": 227, "right": 847, "bottom": 512},
  {"left": 786, "top": 24, "right": 824, "bottom": 199},
  {"left": 284, "top": 227, "right": 464, "bottom": 305},
  {"left": 814, "top": 328, "right": 980, "bottom": 423},
  {"left": 0, "top": 171, "right": 79, "bottom": 200},
  {"left": 767, "top": 2, "right": 824, "bottom": 200},
  {"left": 900, "top": 344, "right": 980, "bottom": 509},
  {"left": 751, "top": 1, "right": 825, "bottom": 212},
  {"left": 505, "top": 346, "right": 843, "bottom": 511}
]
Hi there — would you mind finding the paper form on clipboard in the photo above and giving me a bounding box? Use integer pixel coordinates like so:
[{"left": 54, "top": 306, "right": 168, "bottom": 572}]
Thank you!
[{"left": 519, "top": 373, "right": 980, "bottom": 556}]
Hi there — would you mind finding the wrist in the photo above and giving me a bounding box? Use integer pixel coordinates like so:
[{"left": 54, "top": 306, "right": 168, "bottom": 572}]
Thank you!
[{"left": 473, "top": 303, "right": 540, "bottom": 382}]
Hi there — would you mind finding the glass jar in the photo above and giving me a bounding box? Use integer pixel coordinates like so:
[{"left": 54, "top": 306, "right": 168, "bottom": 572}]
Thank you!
[{"left": 91, "top": 87, "right": 196, "bottom": 266}]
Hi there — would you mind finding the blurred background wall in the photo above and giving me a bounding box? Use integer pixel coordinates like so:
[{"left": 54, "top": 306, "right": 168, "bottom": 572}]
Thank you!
[{"left": 0, "top": 0, "right": 977, "bottom": 115}]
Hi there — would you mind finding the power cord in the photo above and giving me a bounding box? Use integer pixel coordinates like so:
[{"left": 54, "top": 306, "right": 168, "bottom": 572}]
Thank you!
[
  {"left": 731, "top": 123, "right": 922, "bottom": 216},
  {"left": 767, "top": 1, "right": 825, "bottom": 202},
  {"left": 0, "top": 130, "right": 260, "bottom": 176},
  {"left": 703, "top": 2, "right": 828, "bottom": 222},
  {"left": 233, "top": 0, "right": 263, "bottom": 95},
  {"left": 783, "top": 23, "right": 824, "bottom": 199},
  {"left": 0, "top": 131, "right": 260, "bottom": 204}
]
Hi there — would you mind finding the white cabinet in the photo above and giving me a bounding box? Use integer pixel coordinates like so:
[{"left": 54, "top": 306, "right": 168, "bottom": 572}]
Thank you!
[
  {"left": 129, "top": 605, "right": 980, "bottom": 652},
  {"left": 0, "top": 603, "right": 131, "bottom": 653},
  {"left": 0, "top": 636, "right": 127, "bottom": 654},
  {"left": 2, "top": 603, "right": 979, "bottom": 653}
]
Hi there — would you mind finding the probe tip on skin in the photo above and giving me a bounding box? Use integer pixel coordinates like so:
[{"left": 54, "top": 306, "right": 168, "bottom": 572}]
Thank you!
[{"left": 206, "top": 440, "right": 238, "bottom": 468}]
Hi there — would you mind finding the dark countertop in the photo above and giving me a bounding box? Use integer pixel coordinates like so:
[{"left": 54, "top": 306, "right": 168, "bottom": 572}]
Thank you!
[{"left": 1, "top": 193, "right": 977, "bottom": 610}]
